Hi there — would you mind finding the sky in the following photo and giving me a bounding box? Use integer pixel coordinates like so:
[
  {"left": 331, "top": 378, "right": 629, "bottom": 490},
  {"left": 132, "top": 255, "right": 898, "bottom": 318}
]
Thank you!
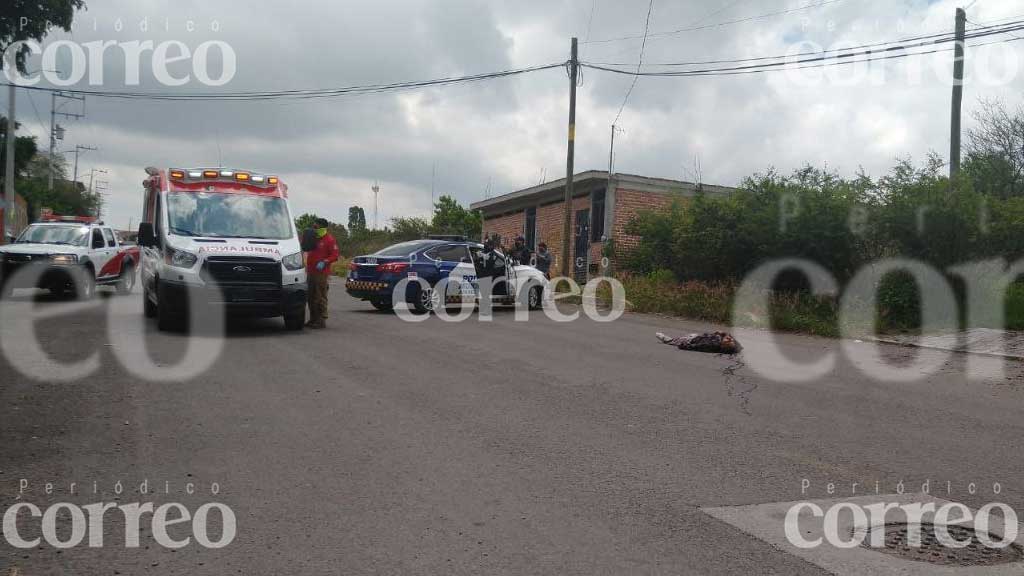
[{"left": 5, "top": 0, "right": 1024, "bottom": 231}]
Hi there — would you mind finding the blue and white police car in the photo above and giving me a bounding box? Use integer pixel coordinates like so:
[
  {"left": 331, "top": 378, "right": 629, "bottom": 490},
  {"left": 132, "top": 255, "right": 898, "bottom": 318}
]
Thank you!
[{"left": 345, "top": 236, "right": 548, "bottom": 313}]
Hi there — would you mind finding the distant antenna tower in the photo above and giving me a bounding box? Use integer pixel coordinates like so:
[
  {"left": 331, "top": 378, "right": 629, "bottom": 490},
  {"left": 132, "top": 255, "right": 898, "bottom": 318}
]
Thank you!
[{"left": 372, "top": 181, "right": 380, "bottom": 230}]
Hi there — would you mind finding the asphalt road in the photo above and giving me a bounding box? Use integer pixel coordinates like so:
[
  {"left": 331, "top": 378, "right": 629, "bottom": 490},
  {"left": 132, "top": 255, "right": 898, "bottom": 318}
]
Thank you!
[{"left": 2, "top": 279, "right": 1024, "bottom": 575}]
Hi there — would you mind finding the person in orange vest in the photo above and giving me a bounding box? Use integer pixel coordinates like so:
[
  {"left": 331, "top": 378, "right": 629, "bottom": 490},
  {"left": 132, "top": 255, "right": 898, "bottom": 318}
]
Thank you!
[{"left": 304, "top": 218, "right": 339, "bottom": 329}]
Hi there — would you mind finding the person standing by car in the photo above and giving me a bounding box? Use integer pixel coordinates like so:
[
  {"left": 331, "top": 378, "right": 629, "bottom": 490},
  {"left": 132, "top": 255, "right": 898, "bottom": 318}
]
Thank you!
[
  {"left": 305, "top": 218, "right": 339, "bottom": 329},
  {"left": 534, "top": 242, "right": 552, "bottom": 278},
  {"left": 509, "top": 235, "right": 531, "bottom": 265}
]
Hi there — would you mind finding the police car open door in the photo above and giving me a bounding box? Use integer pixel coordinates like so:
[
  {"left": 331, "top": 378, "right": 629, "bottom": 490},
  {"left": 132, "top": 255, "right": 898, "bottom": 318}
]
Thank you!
[{"left": 432, "top": 243, "right": 476, "bottom": 305}]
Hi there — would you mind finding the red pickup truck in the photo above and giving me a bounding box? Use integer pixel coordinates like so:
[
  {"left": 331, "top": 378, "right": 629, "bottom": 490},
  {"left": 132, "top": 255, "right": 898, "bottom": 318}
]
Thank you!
[{"left": 0, "top": 216, "right": 140, "bottom": 299}]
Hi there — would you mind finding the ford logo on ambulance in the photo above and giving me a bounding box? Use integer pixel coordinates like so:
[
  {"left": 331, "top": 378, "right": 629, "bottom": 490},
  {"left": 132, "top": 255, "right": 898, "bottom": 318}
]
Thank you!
[{"left": 233, "top": 266, "right": 253, "bottom": 273}]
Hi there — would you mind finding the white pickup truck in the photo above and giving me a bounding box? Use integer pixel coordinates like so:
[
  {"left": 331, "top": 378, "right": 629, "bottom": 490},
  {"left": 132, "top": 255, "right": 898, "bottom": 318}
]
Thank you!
[{"left": 0, "top": 217, "right": 140, "bottom": 300}]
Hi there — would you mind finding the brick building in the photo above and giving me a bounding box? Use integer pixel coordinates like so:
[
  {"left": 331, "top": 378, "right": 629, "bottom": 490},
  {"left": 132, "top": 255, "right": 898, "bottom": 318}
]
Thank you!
[{"left": 471, "top": 171, "right": 732, "bottom": 280}]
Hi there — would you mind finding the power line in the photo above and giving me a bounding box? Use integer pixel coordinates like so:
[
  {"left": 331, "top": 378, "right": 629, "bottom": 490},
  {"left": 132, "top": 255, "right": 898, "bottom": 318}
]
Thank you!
[
  {"left": 586, "top": 27, "right": 966, "bottom": 67},
  {"left": 582, "top": 21, "right": 1024, "bottom": 77},
  {"left": 587, "top": 16, "right": 1024, "bottom": 68},
  {"left": 583, "top": 0, "right": 846, "bottom": 44},
  {"left": 0, "top": 63, "right": 565, "bottom": 102},
  {"left": 612, "top": 0, "right": 655, "bottom": 126},
  {"left": 583, "top": 35, "right": 1022, "bottom": 78},
  {"left": 586, "top": 20, "right": 1024, "bottom": 70},
  {"left": 584, "top": 0, "right": 598, "bottom": 42},
  {"left": 584, "top": 34, "right": 1024, "bottom": 78}
]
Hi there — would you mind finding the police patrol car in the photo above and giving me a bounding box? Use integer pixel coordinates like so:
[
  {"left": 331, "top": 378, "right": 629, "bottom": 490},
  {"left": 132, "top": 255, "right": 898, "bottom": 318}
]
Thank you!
[{"left": 345, "top": 236, "right": 548, "bottom": 313}]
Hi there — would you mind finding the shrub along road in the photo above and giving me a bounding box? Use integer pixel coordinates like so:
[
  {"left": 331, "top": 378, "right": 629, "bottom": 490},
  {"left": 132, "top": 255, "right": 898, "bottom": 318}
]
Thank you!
[{"left": 2, "top": 280, "right": 1024, "bottom": 574}]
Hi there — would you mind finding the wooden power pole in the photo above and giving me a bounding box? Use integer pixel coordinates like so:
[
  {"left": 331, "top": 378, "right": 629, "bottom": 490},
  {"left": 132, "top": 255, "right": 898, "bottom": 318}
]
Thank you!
[
  {"left": 561, "top": 37, "right": 579, "bottom": 277},
  {"left": 2, "top": 82, "right": 14, "bottom": 243},
  {"left": 950, "top": 7, "right": 967, "bottom": 178}
]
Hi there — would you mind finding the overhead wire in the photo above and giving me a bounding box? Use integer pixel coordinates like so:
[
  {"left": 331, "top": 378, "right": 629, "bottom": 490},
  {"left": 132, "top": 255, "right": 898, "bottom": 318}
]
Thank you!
[
  {"left": 0, "top": 63, "right": 565, "bottom": 101},
  {"left": 612, "top": 0, "right": 655, "bottom": 126},
  {"left": 582, "top": 20, "right": 1024, "bottom": 77},
  {"left": 583, "top": 0, "right": 847, "bottom": 44}
]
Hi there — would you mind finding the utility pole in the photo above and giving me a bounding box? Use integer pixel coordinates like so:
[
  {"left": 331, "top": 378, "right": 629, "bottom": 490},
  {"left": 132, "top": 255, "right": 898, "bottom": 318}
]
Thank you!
[
  {"left": 371, "top": 181, "right": 380, "bottom": 230},
  {"left": 48, "top": 92, "right": 85, "bottom": 191},
  {"left": 88, "top": 168, "right": 107, "bottom": 218},
  {"left": 94, "top": 179, "right": 109, "bottom": 220},
  {"left": 950, "top": 7, "right": 967, "bottom": 179},
  {"left": 561, "top": 37, "right": 578, "bottom": 277},
  {"left": 72, "top": 145, "right": 98, "bottom": 188},
  {"left": 608, "top": 125, "right": 615, "bottom": 175},
  {"left": 2, "top": 82, "right": 15, "bottom": 243}
]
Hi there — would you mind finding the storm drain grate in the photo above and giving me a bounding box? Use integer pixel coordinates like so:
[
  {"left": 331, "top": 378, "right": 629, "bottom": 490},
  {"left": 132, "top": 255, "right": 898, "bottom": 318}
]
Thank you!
[{"left": 862, "top": 523, "right": 1024, "bottom": 566}]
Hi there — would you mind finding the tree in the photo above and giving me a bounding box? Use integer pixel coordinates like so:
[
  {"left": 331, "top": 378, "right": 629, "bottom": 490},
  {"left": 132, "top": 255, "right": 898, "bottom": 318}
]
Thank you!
[
  {"left": 0, "top": 116, "right": 38, "bottom": 186},
  {"left": 294, "top": 212, "right": 348, "bottom": 243},
  {"left": 294, "top": 213, "right": 320, "bottom": 232},
  {"left": 431, "top": 195, "right": 482, "bottom": 241},
  {"left": 964, "top": 99, "right": 1024, "bottom": 199},
  {"left": 348, "top": 206, "right": 367, "bottom": 234},
  {"left": 16, "top": 151, "right": 98, "bottom": 218},
  {"left": 390, "top": 216, "right": 431, "bottom": 241},
  {"left": 1, "top": 1, "right": 85, "bottom": 73}
]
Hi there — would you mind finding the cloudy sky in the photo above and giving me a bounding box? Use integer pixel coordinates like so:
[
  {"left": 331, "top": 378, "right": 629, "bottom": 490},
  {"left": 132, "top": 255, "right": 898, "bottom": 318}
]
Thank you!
[{"left": 6, "top": 0, "right": 1024, "bottom": 231}]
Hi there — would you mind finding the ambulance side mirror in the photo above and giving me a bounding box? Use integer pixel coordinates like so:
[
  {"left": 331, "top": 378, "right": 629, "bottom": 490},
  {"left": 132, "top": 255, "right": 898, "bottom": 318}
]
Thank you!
[{"left": 138, "top": 222, "right": 156, "bottom": 248}]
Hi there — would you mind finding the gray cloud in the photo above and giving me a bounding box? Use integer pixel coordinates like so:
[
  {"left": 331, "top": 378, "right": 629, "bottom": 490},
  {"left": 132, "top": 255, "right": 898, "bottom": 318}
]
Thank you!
[{"left": 8, "top": 0, "right": 1024, "bottom": 233}]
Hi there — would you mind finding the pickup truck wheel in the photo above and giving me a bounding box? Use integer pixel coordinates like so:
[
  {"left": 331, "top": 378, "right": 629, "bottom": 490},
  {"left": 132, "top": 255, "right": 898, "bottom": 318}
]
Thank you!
[
  {"left": 73, "top": 268, "right": 95, "bottom": 301},
  {"left": 143, "top": 289, "right": 158, "bottom": 318},
  {"left": 284, "top": 308, "right": 305, "bottom": 331},
  {"left": 117, "top": 263, "right": 135, "bottom": 295}
]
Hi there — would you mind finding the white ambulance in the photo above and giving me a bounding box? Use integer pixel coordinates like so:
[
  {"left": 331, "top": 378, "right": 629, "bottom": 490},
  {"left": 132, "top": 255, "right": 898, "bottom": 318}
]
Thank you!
[{"left": 137, "top": 168, "right": 307, "bottom": 331}]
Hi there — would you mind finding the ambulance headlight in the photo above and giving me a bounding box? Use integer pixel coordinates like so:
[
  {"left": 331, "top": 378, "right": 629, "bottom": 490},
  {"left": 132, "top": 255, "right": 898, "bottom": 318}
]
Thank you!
[
  {"left": 165, "top": 246, "right": 198, "bottom": 269},
  {"left": 282, "top": 252, "right": 304, "bottom": 271},
  {"left": 50, "top": 254, "right": 78, "bottom": 265}
]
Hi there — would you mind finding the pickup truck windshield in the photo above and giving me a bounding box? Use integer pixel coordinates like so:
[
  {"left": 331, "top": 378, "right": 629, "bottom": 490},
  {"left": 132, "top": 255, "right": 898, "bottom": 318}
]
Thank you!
[
  {"left": 16, "top": 225, "right": 90, "bottom": 246},
  {"left": 167, "top": 191, "right": 292, "bottom": 240}
]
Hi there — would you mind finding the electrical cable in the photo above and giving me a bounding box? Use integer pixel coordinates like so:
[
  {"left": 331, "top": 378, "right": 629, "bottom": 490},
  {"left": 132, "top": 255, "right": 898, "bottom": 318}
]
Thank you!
[
  {"left": 0, "top": 63, "right": 565, "bottom": 101},
  {"left": 582, "top": 21, "right": 1024, "bottom": 77}
]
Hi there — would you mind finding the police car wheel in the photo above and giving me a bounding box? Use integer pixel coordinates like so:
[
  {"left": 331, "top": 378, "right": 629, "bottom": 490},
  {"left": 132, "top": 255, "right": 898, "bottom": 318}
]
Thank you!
[
  {"left": 528, "top": 286, "right": 542, "bottom": 310},
  {"left": 413, "top": 287, "right": 440, "bottom": 313}
]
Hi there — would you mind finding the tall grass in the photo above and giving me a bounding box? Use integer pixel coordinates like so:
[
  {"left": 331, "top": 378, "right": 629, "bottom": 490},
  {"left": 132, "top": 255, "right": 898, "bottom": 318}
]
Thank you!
[{"left": 618, "top": 270, "right": 1024, "bottom": 337}]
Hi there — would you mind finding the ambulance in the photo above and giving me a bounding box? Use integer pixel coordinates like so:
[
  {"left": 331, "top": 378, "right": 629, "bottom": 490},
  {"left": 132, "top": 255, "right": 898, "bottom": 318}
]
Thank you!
[{"left": 137, "top": 168, "right": 307, "bottom": 331}]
